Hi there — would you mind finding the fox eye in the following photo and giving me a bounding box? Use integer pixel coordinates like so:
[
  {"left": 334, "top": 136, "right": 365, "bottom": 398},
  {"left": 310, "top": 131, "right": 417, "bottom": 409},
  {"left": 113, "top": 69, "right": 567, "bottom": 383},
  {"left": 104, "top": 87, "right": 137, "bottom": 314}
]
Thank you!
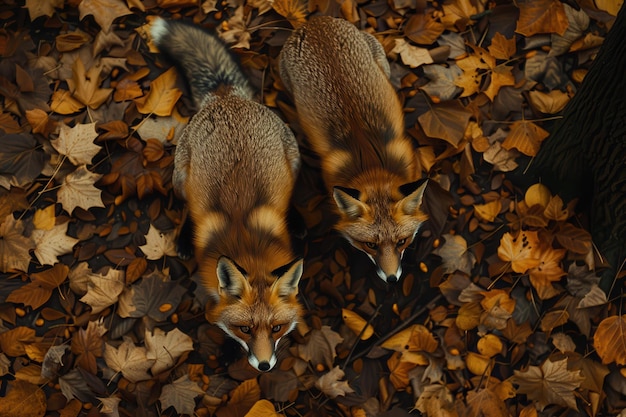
[
  {"left": 272, "top": 325, "right": 282, "bottom": 333},
  {"left": 397, "top": 238, "right": 407, "bottom": 247},
  {"left": 239, "top": 326, "right": 251, "bottom": 334},
  {"left": 365, "top": 242, "right": 378, "bottom": 250}
]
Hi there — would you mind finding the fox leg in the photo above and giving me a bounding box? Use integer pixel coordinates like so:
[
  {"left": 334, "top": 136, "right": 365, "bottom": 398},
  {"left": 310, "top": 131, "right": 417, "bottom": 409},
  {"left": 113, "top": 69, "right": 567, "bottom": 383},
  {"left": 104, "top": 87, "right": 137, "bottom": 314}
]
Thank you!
[{"left": 361, "top": 32, "right": 390, "bottom": 78}]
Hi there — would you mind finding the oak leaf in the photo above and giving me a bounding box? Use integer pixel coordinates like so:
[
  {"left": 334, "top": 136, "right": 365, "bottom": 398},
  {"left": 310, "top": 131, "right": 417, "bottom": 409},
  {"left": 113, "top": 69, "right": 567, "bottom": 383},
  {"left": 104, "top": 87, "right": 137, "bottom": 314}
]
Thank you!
[
  {"left": 58, "top": 165, "right": 104, "bottom": 214},
  {"left": 593, "top": 315, "right": 626, "bottom": 365},
  {"left": 315, "top": 366, "right": 356, "bottom": 398},
  {"left": 513, "top": 357, "right": 584, "bottom": 410},
  {"left": 0, "top": 214, "right": 33, "bottom": 272},
  {"left": 32, "top": 222, "right": 79, "bottom": 266},
  {"left": 515, "top": 0, "right": 569, "bottom": 37},
  {"left": 145, "top": 327, "right": 193, "bottom": 375},
  {"left": 497, "top": 231, "right": 541, "bottom": 273},
  {"left": 104, "top": 337, "right": 155, "bottom": 382},
  {"left": 51, "top": 123, "right": 101, "bottom": 166},
  {"left": 135, "top": 67, "right": 182, "bottom": 117}
]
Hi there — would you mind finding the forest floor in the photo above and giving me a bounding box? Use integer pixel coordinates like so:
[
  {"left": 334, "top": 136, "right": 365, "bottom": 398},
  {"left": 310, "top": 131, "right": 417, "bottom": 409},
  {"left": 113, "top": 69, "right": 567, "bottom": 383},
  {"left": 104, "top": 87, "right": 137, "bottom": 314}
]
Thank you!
[{"left": 0, "top": 0, "right": 625, "bottom": 416}]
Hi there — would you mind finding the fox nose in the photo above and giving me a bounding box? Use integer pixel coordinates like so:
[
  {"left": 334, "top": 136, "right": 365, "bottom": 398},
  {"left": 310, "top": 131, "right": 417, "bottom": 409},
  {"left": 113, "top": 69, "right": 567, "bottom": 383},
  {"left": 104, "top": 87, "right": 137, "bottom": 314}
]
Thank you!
[
  {"left": 387, "top": 275, "right": 398, "bottom": 283},
  {"left": 258, "top": 361, "right": 271, "bottom": 372}
]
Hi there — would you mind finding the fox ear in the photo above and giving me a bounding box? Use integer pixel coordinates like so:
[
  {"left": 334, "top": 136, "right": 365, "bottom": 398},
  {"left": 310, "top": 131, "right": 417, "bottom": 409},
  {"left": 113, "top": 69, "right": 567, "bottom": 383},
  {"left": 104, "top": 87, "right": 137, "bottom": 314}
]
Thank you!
[
  {"left": 216, "top": 256, "right": 249, "bottom": 298},
  {"left": 333, "top": 186, "right": 366, "bottom": 219},
  {"left": 271, "top": 258, "right": 303, "bottom": 297},
  {"left": 398, "top": 179, "right": 428, "bottom": 215}
]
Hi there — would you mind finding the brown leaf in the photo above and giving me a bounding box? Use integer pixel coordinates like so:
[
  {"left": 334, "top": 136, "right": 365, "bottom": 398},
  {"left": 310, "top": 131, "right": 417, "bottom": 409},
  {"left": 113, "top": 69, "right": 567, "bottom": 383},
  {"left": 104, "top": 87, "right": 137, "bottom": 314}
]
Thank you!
[
  {"left": 145, "top": 327, "right": 193, "bottom": 375},
  {"left": 315, "top": 366, "right": 355, "bottom": 398},
  {"left": 0, "top": 326, "right": 36, "bottom": 357},
  {"left": 24, "top": 0, "right": 64, "bottom": 20},
  {"left": 78, "top": 0, "right": 132, "bottom": 32},
  {"left": 418, "top": 100, "right": 471, "bottom": 146},
  {"left": 67, "top": 58, "right": 112, "bottom": 109},
  {"left": 50, "top": 90, "right": 85, "bottom": 114},
  {"left": 216, "top": 378, "right": 261, "bottom": 417},
  {"left": 297, "top": 326, "right": 343, "bottom": 369},
  {"left": 555, "top": 223, "right": 592, "bottom": 255},
  {"left": 502, "top": 120, "right": 549, "bottom": 157},
  {"left": 0, "top": 380, "right": 46, "bottom": 417},
  {"left": 540, "top": 309, "right": 569, "bottom": 332},
  {"left": 488, "top": 33, "right": 516, "bottom": 60},
  {"left": 7, "top": 263, "right": 68, "bottom": 309},
  {"left": 57, "top": 165, "right": 104, "bottom": 214},
  {"left": 515, "top": 0, "right": 569, "bottom": 37},
  {"left": 381, "top": 324, "right": 438, "bottom": 364},
  {"left": 71, "top": 320, "right": 106, "bottom": 374},
  {"left": 25, "top": 109, "right": 58, "bottom": 138},
  {"left": 403, "top": 13, "right": 444, "bottom": 44},
  {"left": 135, "top": 67, "right": 182, "bottom": 116},
  {"left": 0, "top": 214, "right": 33, "bottom": 273},
  {"left": 513, "top": 357, "right": 584, "bottom": 410},
  {"left": 104, "top": 338, "right": 155, "bottom": 382},
  {"left": 32, "top": 222, "right": 79, "bottom": 266},
  {"left": 51, "top": 123, "right": 101, "bottom": 166},
  {"left": 159, "top": 375, "right": 205, "bottom": 415},
  {"left": 465, "top": 388, "right": 510, "bottom": 417}
]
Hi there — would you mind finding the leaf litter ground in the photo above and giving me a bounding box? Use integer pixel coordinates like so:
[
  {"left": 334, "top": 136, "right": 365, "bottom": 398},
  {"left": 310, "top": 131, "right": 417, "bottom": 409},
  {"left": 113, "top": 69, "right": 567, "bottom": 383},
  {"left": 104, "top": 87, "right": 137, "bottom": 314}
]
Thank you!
[{"left": 0, "top": 1, "right": 625, "bottom": 416}]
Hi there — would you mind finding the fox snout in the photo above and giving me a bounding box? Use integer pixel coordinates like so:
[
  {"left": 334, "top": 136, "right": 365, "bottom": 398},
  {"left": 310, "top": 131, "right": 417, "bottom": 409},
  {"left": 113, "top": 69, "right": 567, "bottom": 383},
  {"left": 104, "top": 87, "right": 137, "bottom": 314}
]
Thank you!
[{"left": 371, "top": 244, "right": 404, "bottom": 284}]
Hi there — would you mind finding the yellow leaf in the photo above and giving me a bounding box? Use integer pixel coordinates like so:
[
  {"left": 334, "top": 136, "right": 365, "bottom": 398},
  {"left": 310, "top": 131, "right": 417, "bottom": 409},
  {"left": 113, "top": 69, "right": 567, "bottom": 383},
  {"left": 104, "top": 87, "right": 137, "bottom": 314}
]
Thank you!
[
  {"left": 477, "top": 334, "right": 503, "bottom": 358},
  {"left": 387, "top": 351, "right": 416, "bottom": 390},
  {"left": 484, "top": 65, "right": 515, "bottom": 101},
  {"left": 50, "top": 89, "right": 84, "bottom": 114},
  {"left": 272, "top": 0, "right": 307, "bottom": 28},
  {"left": 67, "top": 58, "right": 112, "bottom": 109},
  {"left": 466, "top": 351, "right": 492, "bottom": 375},
  {"left": 488, "top": 33, "right": 516, "bottom": 60},
  {"left": 594, "top": 315, "right": 626, "bottom": 365},
  {"left": 528, "top": 90, "right": 570, "bottom": 114},
  {"left": 381, "top": 324, "right": 438, "bottom": 364},
  {"left": 341, "top": 309, "right": 374, "bottom": 340},
  {"left": 135, "top": 67, "right": 182, "bottom": 116},
  {"left": 497, "top": 231, "right": 542, "bottom": 273},
  {"left": 525, "top": 183, "right": 552, "bottom": 208},
  {"left": 245, "top": 400, "right": 284, "bottom": 417},
  {"left": 473, "top": 199, "right": 501, "bottom": 222},
  {"left": 33, "top": 204, "right": 56, "bottom": 231},
  {"left": 456, "top": 301, "right": 482, "bottom": 331},
  {"left": 502, "top": 121, "right": 550, "bottom": 157}
]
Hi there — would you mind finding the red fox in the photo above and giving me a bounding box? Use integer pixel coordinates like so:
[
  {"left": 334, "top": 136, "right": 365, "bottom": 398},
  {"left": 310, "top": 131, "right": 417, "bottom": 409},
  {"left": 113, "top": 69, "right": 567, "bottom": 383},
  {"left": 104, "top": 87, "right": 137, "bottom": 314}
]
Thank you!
[
  {"left": 279, "top": 16, "right": 428, "bottom": 284},
  {"left": 151, "top": 18, "right": 303, "bottom": 372}
]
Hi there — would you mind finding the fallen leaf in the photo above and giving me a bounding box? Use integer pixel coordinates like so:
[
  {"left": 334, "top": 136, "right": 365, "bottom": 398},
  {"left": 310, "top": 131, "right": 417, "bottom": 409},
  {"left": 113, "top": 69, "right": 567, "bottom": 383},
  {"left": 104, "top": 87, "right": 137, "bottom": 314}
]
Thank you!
[
  {"left": 341, "top": 308, "right": 374, "bottom": 340},
  {"left": 297, "top": 326, "right": 343, "bottom": 369},
  {"left": 272, "top": 0, "right": 307, "bottom": 28},
  {"left": 0, "top": 326, "right": 36, "bottom": 357},
  {"left": 117, "top": 268, "right": 186, "bottom": 320},
  {"left": 489, "top": 33, "right": 516, "bottom": 60},
  {"left": 474, "top": 200, "right": 502, "bottom": 223},
  {"left": 315, "top": 366, "right": 355, "bottom": 398},
  {"left": 145, "top": 327, "right": 193, "bottom": 375},
  {"left": 57, "top": 165, "right": 104, "bottom": 214},
  {"left": 71, "top": 320, "right": 106, "bottom": 374},
  {"left": 403, "top": 13, "right": 444, "bottom": 44},
  {"left": 528, "top": 247, "right": 566, "bottom": 299},
  {"left": 51, "top": 123, "right": 101, "bottom": 166},
  {"left": 218, "top": 6, "right": 251, "bottom": 49},
  {"left": 392, "top": 38, "right": 433, "bottom": 69},
  {"left": 78, "top": 0, "right": 132, "bottom": 32},
  {"left": 0, "top": 380, "right": 46, "bottom": 417},
  {"left": 0, "top": 214, "right": 33, "bottom": 272},
  {"left": 0, "top": 133, "right": 46, "bottom": 188},
  {"left": 420, "top": 64, "right": 462, "bottom": 101},
  {"left": 138, "top": 224, "right": 177, "bottom": 260},
  {"left": 381, "top": 324, "right": 438, "bottom": 365},
  {"left": 79, "top": 267, "right": 125, "bottom": 314},
  {"left": 497, "top": 231, "right": 542, "bottom": 273},
  {"left": 594, "top": 315, "right": 626, "bottom": 365},
  {"left": 104, "top": 337, "right": 155, "bottom": 382},
  {"left": 159, "top": 375, "right": 205, "bottom": 415},
  {"left": 24, "top": 0, "right": 64, "bottom": 20},
  {"left": 244, "top": 399, "right": 284, "bottom": 417},
  {"left": 515, "top": 0, "right": 569, "bottom": 37},
  {"left": 418, "top": 99, "right": 471, "bottom": 146},
  {"left": 465, "top": 388, "right": 509, "bottom": 417},
  {"left": 217, "top": 378, "right": 261, "bottom": 417},
  {"left": 7, "top": 263, "right": 68, "bottom": 309},
  {"left": 135, "top": 67, "right": 182, "bottom": 117},
  {"left": 67, "top": 58, "right": 113, "bottom": 109},
  {"left": 432, "top": 234, "right": 476, "bottom": 274},
  {"left": 32, "top": 222, "right": 79, "bottom": 266},
  {"left": 513, "top": 357, "right": 585, "bottom": 410}
]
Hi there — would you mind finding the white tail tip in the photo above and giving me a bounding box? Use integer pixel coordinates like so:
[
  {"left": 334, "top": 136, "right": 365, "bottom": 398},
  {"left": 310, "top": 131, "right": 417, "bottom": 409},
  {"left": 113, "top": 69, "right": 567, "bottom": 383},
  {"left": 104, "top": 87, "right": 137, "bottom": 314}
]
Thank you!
[{"left": 150, "top": 17, "right": 168, "bottom": 45}]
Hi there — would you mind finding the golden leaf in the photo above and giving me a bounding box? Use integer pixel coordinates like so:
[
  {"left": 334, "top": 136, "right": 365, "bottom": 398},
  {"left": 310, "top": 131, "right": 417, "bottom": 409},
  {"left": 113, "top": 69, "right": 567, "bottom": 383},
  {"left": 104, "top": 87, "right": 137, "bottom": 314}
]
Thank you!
[
  {"left": 516, "top": 0, "right": 569, "bottom": 37},
  {"left": 135, "top": 67, "right": 182, "bottom": 116},
  {"left": 594, "top": 315, "right": 626, "bottom": 365},
  {"left": 272, "top": 0, "right": 308, "bottom": 28},
  {"left": 497, "top": 231, "right": 542, "bottom": 273},
  {"left": 502, "top": 120, "right": 549, "bottom": 157},
  {"left": 341, "top": 308, "right": 374, "bottom": 340},
  {"left": 488, "top": 33, "right": 516, "bottom": 60}
]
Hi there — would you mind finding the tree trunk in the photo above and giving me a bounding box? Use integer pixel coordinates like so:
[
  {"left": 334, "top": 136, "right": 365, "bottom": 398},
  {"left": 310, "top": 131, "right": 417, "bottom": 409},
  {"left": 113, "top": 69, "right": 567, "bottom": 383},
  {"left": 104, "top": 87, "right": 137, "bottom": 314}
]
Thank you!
[{"left": 531, "top": 3, "right": 626, "bottom": 286}]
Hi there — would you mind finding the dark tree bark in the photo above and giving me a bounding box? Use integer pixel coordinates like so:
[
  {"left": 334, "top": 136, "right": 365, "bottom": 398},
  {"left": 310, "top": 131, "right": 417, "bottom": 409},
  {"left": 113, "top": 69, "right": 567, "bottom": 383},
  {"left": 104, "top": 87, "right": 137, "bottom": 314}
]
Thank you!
[{"left": 531, "top": 3, "right": 626, "bottom": 288}]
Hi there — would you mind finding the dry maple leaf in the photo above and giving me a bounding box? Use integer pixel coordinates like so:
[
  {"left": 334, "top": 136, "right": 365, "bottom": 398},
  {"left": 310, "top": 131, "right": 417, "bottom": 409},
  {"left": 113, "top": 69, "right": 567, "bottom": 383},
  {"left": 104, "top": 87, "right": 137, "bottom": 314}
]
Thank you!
[
  {"left": 80, "top": 267, "right": 125, "bottom": 314},
  {"left": 497, "top": 230, "right": 542, "bottom": 273},
  {"left": 57, "top": 165, "right": 104, "bottom": 214},
  {"left": 484, "top": 65, "right": 516, "bottom": 101},
  {"left": 593, "top": 315, "right": 626, "bottom": 365},
  {"left": 297, "top": 325, "right": 343, "bottom": 369},
  {"left": 387, "top": 351, "right": 417, "bottom": 389},
  {"left": 440, "top": 0, "right": 477, "bottom": 31},
  {"left": 0, "top": 380, "right": 47, "bottom": 417},
  {"left": 51, "top": 123, "right": 101, "bottom": 166},
  {"left": 135, "top": 67, "right": 182, "bottom": 117},
  {"left": 403, "top": 13, "right": 444, "bottom": 45},
  {"left": 145, "top": 327, "right": 193, "bottom": 375},
  {"left": 0, "top": 214, "right": 33, "bottom": 272},
  {"left": 104, "top": 337, "right": 155, "bottom": 382},
  {"left": 513, "top": 357, "right": 585, "bottom": 410},
  {"left": 502, "top": 120, "right": 550, "bottom": 157},
  {"left": 50, "top": 90, "right": 85, "bottom": 115},
  {"left": 489, "top": 33, "right": 516, "bottom": 60},
  {"left": 78, "top": 0, "right": 132, "bottom": 32},
  {"left": 139, "top": 225, "right": 177, "bottom": 260},
  {"left": 32, "top": 222, "right": 79, "bottom": 266},
  {"left": 480, "top": 289, "right": 515, "bottom": 330},
  {"left": 67, "top": 58, "right": 113, "bottom": 109},
  {"left": 315, "top": 366, "right": 355, "bottom": 399},
  {"left": 415, "top": 383, "right": 456, "bottom": 416},
  {"left": 159, "top": 375, "right": 205, "bottom": 415},
  {"left": 392, "top": 38, "right": 433, "bottom": 69},
  {"left": 420, "top": 64, "right": 463, "bottom": 101},
  {"left": 528, "top": 246, "right": 566, "bottom": 299},
  {"left": 432, "top": 234, "right": 476, "bottom": 274},
  {"left": 24, "top": 0, "right": 64, "bottom": 20},
  {"left": 71, "top": 320, "right": 106, "bottom": 374},
  {"left": 465, "top": 388, "right": 510, "bottom": 417}
]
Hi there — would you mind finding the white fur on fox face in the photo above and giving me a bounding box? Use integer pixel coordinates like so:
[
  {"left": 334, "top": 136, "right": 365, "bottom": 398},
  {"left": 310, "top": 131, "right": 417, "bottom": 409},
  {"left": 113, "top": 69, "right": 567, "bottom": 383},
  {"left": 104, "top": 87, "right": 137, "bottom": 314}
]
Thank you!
[
  {"left": 217, "top": 322, "right": 248, "bottom": 351},
  {"left": 248, "top": 352, "right": 277, "bottom": 371}
]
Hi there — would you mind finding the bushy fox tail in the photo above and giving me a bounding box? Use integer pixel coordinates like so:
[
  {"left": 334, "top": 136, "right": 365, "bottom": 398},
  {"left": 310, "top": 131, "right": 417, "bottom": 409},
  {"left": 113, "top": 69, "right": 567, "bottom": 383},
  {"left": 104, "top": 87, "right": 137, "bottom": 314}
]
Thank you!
[{"left": 151, "top": 18, "right": 253, "bottom": 107}]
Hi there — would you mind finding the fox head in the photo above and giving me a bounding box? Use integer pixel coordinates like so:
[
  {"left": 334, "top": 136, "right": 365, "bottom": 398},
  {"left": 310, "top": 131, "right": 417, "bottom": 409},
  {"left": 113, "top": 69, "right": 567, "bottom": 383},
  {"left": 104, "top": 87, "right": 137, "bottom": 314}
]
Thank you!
[
  {"left": 211, "top": 256, "right": 303, "bottom": 372},
  {"left": 333, "top": 179, "right": 428, "bottom": 284}
]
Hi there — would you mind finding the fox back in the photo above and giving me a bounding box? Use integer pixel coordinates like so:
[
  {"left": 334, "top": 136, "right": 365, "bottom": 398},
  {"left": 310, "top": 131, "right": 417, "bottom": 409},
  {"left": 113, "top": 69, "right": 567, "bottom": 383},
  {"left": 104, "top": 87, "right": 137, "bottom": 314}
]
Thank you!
[
  {"left": 280, "top": 16, "right": 428, "bottom": 283},
  {"left": 152, "top": 18, "right": 302, "bottom": 371}
]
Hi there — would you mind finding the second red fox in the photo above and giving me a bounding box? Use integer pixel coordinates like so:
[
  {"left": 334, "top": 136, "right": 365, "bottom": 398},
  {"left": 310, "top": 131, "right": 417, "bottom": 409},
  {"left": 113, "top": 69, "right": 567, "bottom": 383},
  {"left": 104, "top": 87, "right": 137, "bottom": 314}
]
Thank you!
[
  {"left": 151, "top": 17, "right": 303, "bottom": 372},
  {"left": 280, "top": 16, "right": 429, "bottom": 284}
]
